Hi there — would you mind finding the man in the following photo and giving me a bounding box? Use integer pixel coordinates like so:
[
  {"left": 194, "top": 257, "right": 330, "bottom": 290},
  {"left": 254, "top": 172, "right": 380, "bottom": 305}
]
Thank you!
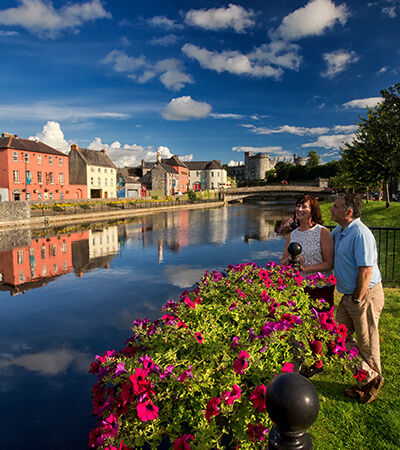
[{"left": 330, "top": 193, "right": 384, "bottom": 404}]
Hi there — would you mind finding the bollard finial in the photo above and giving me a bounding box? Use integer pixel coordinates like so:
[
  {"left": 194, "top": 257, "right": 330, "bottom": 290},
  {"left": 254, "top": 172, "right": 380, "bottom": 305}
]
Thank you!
[
  {"left": 288, "top": 242, "right": 302, "bottom": 271},
  {"left": 266, "top": 372, "right": 319, "bottom": 450}
]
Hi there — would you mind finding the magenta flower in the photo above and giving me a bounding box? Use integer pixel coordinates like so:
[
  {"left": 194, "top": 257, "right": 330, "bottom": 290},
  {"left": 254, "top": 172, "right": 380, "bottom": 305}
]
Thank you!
[
  {"left": 178, "top": 365, "right": 193, "bottom": 382},
  {"left": 247, "top": 422, "right": 269, "bottom": 442},
  {"left": 194, "top": 332, "right": 204, "bottom": 343},
  {"left": 250, "top": 385, "right": 266, "bottom": 412},
  {"left": 221, "top": 384, "right": 242, "bottom": 405},
  {"left": 173, "top": 434, "right": 194, "bottom": 450},
  {"left": 229, "top": 301, "right": 237, "bottom": 311},
  {"left": 347, "top": 348, "right": 359, "bottom": 360},
  {"left": 230, "top": 336, "right": 240, "bottom": 351},
  {"left": 205, "top": 396, "right": 221, "bottom": 422},
  {"left": 129, "top": 367, "right": 151, "bottom": 395},
  {"left": 354, "top": 369, "right": 368, "bottom": 381},
  {"left": 237, "top": 288, "right": 246, "bottom": 299},
  {"left": 114, "top": 362, "right": 127, "bottom": 377},
  {"left": 281, "top": 362, "right": 294, "bottom": 373},
  {"left": 233, "top": 350, "right": 249, "bottom": 374},
  {"left": 160, "top": 364, "right": 175, "bottom": 380},
  {"left": 183, "top": 296, "right": 196, "bottom": 309},
  {"left": 137, "top": 399, "right": 159, "bottom": 421}
]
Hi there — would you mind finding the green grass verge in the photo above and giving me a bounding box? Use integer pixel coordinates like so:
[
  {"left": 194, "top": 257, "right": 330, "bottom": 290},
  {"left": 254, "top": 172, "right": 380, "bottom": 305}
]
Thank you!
[{"left": 307, "top": 288, "right": 400, "bottom": 449}]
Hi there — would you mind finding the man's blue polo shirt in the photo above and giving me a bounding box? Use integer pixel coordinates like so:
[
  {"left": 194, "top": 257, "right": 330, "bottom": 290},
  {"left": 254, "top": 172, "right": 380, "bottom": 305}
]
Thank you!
[{"left": 331, "top": 218, "right": 381, "bottom": 294}]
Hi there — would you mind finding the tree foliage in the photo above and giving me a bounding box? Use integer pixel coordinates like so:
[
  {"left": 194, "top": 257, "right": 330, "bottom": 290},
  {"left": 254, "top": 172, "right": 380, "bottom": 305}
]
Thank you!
[
  {"left": 340, "top": 83, "right": 400, "bottom": 205},
  {"left": 306, "top": 150, "right": 320, "bottom": 167}
]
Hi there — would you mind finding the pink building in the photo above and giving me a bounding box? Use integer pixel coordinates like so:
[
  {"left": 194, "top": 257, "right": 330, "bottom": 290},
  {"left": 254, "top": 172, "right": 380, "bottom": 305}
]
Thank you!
[{"left": 0, "top": 133, "right": 86, "bottom": 201}]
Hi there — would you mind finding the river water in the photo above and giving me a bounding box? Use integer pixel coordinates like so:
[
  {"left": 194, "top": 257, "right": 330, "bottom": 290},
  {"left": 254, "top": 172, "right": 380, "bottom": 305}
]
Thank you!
[{"left": 0, "top": 203, "right": 293, "bottom": 450}]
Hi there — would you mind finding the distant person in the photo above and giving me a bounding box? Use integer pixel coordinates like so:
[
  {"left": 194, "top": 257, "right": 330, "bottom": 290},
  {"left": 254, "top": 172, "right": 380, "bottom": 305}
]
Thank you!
[
  {"left": 281, "top": 195, "right": 335, "bottom": 377},
  {"left": 331, "top": 193, "right": 384, "bottom": 404}
]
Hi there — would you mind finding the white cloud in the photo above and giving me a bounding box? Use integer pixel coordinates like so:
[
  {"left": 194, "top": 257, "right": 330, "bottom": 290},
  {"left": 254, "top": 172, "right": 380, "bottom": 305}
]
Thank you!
[
  {"left": 182, "top": 44, "right": 284, "bottom": 79},
  {"left": 87, "top": 138, "right": 179, "bottom": 167},
  {"left": 102, "top": 50, "right": 193, "bottom": 91},
  {"left": 377, "top": 66, "right": 388, "bottom": 76},
  {"left": 244, "top": 124, "right": 330, "bottom": 135},
  {"left": 249, "top": 41, "right": 302, "bottom": 71},
  {"left": 342, "top": 97, "right": 383, "bottom": 108},
  {"left": 148, "top": 15, "right": 183, "bottom": 30},
  {"left": 332, "top": 124, "right": 358, "bottom": 133},
  {"left": 321, "top": 50, "right": 359, "bottom": 78},
  {"left": 302, "top": 133, "right": 355, "bottom": 149},
  {"left": 0, "top": 0, "right": 111, "bottom": 38},
  {"left": 273, "top": 0, "right": 349, "bottom": 41},
  {"left": 382, "top": 6, "right": 397, "bottom": 17},
  {"left": 149, "top": 34, "right": 179, "bottom": 47},
  {"left": 162, "top": 96, "right": 212, "bottom": 121},
  {"left": 164, "top": 265, "right": 207, "bottom": 288},
  {"left": 228, "top": 160, "right": 245, "bottom": 167},
  {"left": 28, "top": 121, "right": 72, "bottom": 153},
  {"left": 210, "top": 113, "right": 244, "bottom": 119},
  {"left": 0, "top": 102, "right": 130, "bottom": 122},
  {"left": 185, "top": 4, "right": 255, "bottom": 33}
]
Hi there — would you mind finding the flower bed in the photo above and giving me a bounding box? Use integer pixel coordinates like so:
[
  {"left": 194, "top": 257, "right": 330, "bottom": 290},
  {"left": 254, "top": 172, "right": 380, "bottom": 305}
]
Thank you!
[{"left": 89, "top": 262, "right": 355, "bottom": 449}]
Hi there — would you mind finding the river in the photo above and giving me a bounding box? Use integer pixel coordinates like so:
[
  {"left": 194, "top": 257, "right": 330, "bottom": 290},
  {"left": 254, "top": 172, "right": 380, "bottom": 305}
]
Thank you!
[{"left": 0, "top": 202, "right": 293, "bottom": 450}]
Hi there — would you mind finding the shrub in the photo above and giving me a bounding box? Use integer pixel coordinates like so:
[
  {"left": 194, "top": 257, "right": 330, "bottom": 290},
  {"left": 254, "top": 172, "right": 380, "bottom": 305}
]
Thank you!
[{"left": 89, "top": 263, "right": 355, "bottom": 450}]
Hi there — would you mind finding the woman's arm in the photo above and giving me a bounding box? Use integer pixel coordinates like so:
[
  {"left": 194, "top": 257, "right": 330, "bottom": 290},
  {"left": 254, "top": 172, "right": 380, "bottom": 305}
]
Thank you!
[
  {"left": 280, "top": 234, "right": 292, "bottom": 265},
  {"left": 301, "top": 227, "right": 334, "bottom": 273}
]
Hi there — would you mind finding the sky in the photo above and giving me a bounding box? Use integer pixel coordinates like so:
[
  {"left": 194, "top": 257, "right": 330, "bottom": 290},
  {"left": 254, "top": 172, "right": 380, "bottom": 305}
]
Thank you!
[{"left": 0, "top": 0, "right": 399, "bottom": 168}]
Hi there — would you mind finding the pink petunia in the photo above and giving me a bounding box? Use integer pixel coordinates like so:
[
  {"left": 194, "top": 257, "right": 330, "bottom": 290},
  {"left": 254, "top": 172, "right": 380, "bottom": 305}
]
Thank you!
[
  {"left": 233, "top": 350, "right": 249, "bottom": 374},
  {"left": 247, "top": 423, "right": 269, "bottom": 443},
  {"left": 183, "top": 296, "right": 196, "bottom": 309},
  {"left": 230, "top": 336, "right": 240, "bottom": 351},
  {"left": 178, "top": 365, "right": 193, "bottom": 382},
  {"left": 221, "top": 384, "right": 242, "bottom": 405},
  {"left": 136, "top": 399, "right": 159, "bottom": 421},
  {"left": 205, "top": 396, "right": 221, "bottom": 422},
  {"left": 129, "top": 367, "right": 151, "bottom": 395},
  {"left": 229, "top": 301, "right": 238, "bottom": 311},
  {"left": 173, "top": 434, "right": 194, "bottom": 450},
  {"left": 194, "top": 332, "right": 204, "bottom": 343},
  {"left": 281, "top": 362, "right": 294, "bottom": 373},
  {"left": 354, "top": 369, "right": 368, "bottom": 381},
  {"left": 250, "top": 385, "right": 266, "bottom": 412}
]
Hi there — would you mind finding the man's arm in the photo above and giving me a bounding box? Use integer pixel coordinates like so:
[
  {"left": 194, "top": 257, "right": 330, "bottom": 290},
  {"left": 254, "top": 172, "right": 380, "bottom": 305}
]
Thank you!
[{"left": 353, "top": 266, "right": 372, "bottom": 301}]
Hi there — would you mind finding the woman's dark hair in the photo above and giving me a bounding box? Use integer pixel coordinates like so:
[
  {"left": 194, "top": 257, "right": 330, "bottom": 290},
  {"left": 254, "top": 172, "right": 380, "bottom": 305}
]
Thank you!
[{"left": 293, "top": 195, "right": 323, "bottom": 226}]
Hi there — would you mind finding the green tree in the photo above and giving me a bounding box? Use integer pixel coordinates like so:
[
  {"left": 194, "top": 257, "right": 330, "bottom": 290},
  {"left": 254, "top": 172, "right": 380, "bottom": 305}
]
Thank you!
[
  {"left": 306, "top": 150, "right": 320, "bottom": 167},
  {"left": 340, "top": 83, "right": 400, "bottom": 207}
]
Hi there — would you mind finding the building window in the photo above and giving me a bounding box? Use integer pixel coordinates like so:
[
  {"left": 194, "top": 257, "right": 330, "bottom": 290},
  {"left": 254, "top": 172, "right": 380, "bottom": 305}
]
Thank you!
[
  {"left": 38, "top": 171, "right": 43, "bottom": 184},
  {"left": 105, "top": 178, "right": 108, "bottom": 186},
  {"left": 25, "top": 153, "right": 30, "bottom": 163},
  {"left": 60, "top": 192, "right": 64, "bottom": 199},
  {"left": 26, "top": 170, "right": 32, "bottom": 185},
  {"left": 17, "top": 250, "right": 24, "bottom": 264},
  {"left": 91, "top": 167, "right": 95, "bottom": 172},
  {"left": 13, "top": 151, "right": 18, "bottom": 162},
  {"left": 49, "top": 172, "right": 54, "bottom": 184},
  {"left": 38, "top": 192, "right": 42, "bottom": 200},
  {"left": 59, "top": 157, "right": 63, "bottom": 166},
  {"left": 41, "top": 245, "right": 46, "bottom": 259},
  {"left": 211, "top": 172, "right": 214, "bottom": 177},
  {"left": 42, "top": 266, "right": 47, "bottom": 276},
  {"left": 59, "top": 173, "right": 64, "bottom": 185},
  {"left": 105, "top": 168, "right": 108, "bottom": 173},
  {"left": 37, "top": 154, "right": 42, "bottom": 164},
  {"left": 13, "top": 170, "right": 20, "bottom": 183},
  {"left": 110, "top": 169, "right": 113, "bottom": 174},
  {"left": 98, "top": 168, "right": 101, "bottom": 172},
  {"left": 98, "top": 177, "right": 101, "bottom": 186},
  {"left": 91, "top": 177, "right": 94, "bottom": 185},
  {"left": 26, "top": 192, "right": 31, "bottom": 200},
  {"left": 49, "top": 155, "right": 53, "bottom": 165},
  {"left": 19, "top": 272, "right": 25, "bottom": 283}
]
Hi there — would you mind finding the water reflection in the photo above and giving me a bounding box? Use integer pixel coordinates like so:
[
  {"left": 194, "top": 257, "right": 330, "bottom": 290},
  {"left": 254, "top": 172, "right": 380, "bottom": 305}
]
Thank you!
[
  {"left": 0, "top": 203, "right": 293, "bottom": 450},
  {"left": 0, "top": 204, "right": 292, "bottom": 296}
]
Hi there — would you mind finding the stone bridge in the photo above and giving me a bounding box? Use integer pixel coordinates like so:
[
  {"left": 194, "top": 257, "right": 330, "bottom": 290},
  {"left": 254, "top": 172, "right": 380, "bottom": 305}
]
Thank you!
[{"left": 221, "top": 185, "right": 332, "bottom": 203}]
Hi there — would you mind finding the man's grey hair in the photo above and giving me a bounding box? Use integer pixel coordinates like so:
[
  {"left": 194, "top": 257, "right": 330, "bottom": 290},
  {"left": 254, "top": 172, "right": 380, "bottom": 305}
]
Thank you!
[{"left": 337, "top": 193, "right": 363, "bottom": 219}]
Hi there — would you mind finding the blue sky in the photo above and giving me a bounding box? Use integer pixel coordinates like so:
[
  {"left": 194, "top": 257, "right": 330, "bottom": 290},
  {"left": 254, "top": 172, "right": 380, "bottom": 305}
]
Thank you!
[{"left": 0, "top": 0, "right": 399, "bottom": 168}]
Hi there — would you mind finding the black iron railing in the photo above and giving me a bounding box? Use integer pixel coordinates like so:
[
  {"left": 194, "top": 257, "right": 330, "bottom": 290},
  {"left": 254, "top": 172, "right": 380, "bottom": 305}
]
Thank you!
[{"left": 327, "top": 225, "right": 400, "bottom": 283}]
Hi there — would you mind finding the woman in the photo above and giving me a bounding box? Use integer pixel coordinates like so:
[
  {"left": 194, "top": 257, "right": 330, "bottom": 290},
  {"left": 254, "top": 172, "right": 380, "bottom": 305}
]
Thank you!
[{"left": 280, "top": 195, "right": 335, "bottom": 377}]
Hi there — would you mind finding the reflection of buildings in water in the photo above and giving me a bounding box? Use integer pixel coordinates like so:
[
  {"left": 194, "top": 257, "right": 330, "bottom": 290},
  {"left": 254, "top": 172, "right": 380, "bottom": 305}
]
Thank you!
[
  {"left": 0, "top": 231, "right": 89, "bottom": 295},
  {"left": 72, "top": 226, "right": 119, "bottom": 277},
  {"left": 245, "top": 207, "right": 291, "bottom": 243},
  {"left": 89, "top": 227, "right": 119, "bottom": 259},
  {"left": 208, "top": 207, "right": 228, "bottom": 245},
  {"left": 244, "top": 222, "right": 277, "bottom": 243}
]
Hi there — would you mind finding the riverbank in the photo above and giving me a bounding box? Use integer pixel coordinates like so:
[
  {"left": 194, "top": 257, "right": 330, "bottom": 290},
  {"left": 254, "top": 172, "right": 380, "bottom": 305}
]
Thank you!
[{"left": 0, "top": 199, "right": 225, "bottom": 230}]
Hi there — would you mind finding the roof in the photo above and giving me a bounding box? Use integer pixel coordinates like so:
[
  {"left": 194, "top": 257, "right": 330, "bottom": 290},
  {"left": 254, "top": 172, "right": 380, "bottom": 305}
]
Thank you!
[
  {"left": 0, "top": 135, "right": 67, "bottom": 156},
  {"left": 185, "top": 160, "right": 224, "bottom": 171},
  {"left": 72, "top": 147, "right": 116, "bottom": 169},
  {"left": 117, "top": 167, "right": 142, "bottom": 183},
  {"left": 162, "top": 155, "right": 189, "bottom": 168},
  {"left": 152, "top": 163, "right": 178, "bottom": 174}
]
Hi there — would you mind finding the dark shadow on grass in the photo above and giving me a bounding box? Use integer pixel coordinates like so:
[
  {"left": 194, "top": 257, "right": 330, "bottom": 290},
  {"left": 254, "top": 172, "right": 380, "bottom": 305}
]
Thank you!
[{"left": 308, "top": 378, "right": 358, "bottom": 403}]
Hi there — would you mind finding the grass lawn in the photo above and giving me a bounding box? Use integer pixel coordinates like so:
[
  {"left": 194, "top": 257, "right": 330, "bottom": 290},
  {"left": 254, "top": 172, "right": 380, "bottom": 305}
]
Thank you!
[{"left": 308, "top": 287, "right": 400, "bottom": 449}]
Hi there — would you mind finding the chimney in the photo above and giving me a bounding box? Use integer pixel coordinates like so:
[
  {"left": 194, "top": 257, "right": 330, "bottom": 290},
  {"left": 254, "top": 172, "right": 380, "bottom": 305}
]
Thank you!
[
  {"left": 156, "top": 148, "right": 161, "bottom": 163},
  {"left": 70, "top": 144, "right": 79, "bottom": 151},
  {"left": 100, "top": 149, "right": 106, "bottom": 154}
]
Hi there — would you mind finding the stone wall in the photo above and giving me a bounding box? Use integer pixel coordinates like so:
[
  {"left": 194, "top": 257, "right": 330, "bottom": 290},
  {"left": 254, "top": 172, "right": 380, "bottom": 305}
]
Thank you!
[{"left": 0, "top": 201, "right": 30, "bottom": 227}]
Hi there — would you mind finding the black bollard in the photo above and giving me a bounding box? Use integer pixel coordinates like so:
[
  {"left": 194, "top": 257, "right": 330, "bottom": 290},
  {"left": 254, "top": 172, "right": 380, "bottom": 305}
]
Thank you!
[
  {"left": 288, "top": 242, "right": 302, "bottom": 271},
  {"left": 266, "top": 372, "right": 319, "bottom": 450}
]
